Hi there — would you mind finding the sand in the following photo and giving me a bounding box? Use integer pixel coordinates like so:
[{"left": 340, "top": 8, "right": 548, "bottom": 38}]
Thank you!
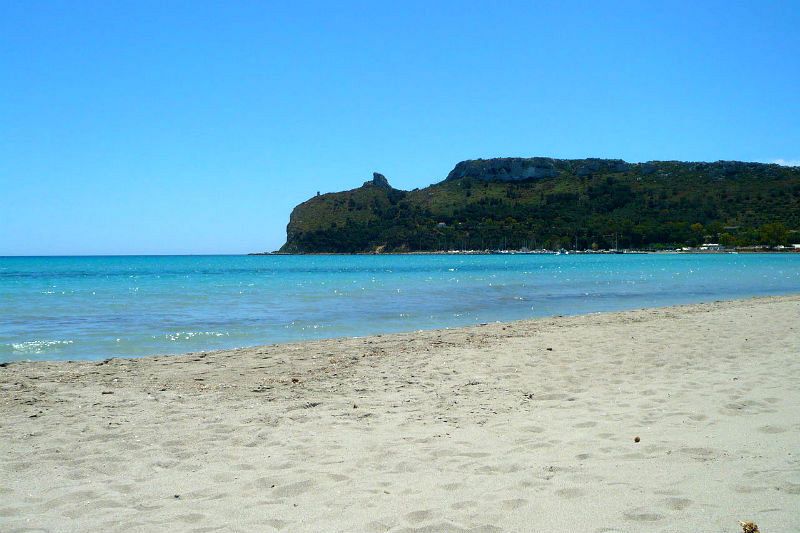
[{"left": 2, "top": 295, "right": 799, "bottom": 532}]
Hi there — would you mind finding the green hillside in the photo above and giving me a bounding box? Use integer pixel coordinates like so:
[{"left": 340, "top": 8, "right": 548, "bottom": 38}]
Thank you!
[{"left": 279, "top": 158, "right": 800, "bottom": 253}]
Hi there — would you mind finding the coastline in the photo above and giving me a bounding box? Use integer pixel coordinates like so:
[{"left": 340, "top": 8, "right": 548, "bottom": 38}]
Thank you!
[
  {"left": 254, "top": 249, "right": 800, "bottom": 255},
  {"left": 2, "top": 294, "right": 799, "bottom": 531}
]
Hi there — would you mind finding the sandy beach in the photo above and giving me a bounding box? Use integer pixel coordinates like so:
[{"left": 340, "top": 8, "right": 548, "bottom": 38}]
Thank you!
[{"left": 2, "top": 295, "right": 799, "bottom": 532}]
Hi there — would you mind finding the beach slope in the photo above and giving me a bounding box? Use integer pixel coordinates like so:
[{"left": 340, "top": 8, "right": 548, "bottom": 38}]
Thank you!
[{"left": 2, "top": 296, "right": 799, "bottom": 532}]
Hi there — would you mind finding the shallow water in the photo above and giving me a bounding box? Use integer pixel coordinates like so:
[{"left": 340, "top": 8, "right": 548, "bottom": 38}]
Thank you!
[{"left": 2, "top": 253, "right": 799, "bottom": 361}]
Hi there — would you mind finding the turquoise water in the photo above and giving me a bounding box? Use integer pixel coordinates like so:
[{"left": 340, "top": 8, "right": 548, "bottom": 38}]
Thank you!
[{"left": 1, "top": 254, "right": 799, "bottom": 362}]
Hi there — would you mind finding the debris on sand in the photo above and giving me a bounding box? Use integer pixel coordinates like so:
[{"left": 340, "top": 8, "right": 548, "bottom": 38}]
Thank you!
[{"left": 740, "top": 521, "right": 759, "bottom": 533}]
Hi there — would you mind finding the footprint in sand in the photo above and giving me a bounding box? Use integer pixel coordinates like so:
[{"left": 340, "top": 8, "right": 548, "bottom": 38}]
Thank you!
[
  {"left": 757, "top": 424, "right": 786, "bottom": 434},
  {"left": 404, "top": 509, "right": 434, "bottom": 523},
  {"left": 678, "top": 447, "right": 717, "bottom": 462},
  {"left": 526, "top": 441, "right": 554, "bottom": 450},
  {"left": 458, "top": 451, "right": 492, "bottom": 458},
  {"left": 0, "top": 506, "right": 20, "bottom": 518},
  {"left": 732, "top": 484, "right": 769, "bottom": 494},
  {"left": 364, "top": 520, "right": 394, "bottom": 532},
  {"left": 556, "top": 487, "right": 585, "bottom": 499},
  {"left": 252, "top": 476, "right": 275, "bottom": 489},
  {"left": 500, "top": 498, "right": 528, "bottom": 510},
  {"left": 264, "top": 518, "right": 290, "bottom": 530},
  {"left": 211, "top": 472, "right": 237, "bottom": 483},
  {"left": 272, "top": 479, "right": 315, "bottom": 498},
  {"left": 176, "top": 513, "right": 206, "bottom": 524},
  {"left": 662, "top": 497, "right": 692, "bottom": 511},
  {"left": 623, "top": 508, "right": 664, "bottom": 522},
  {"left": 780, "top": 482, "right": 800, "bottom": 494},
  {"left": 397, "top": 521, "right": 501, "bottom": 533},
  {"left": 450, "top": 500, "right": 477, "bottom": 510}
]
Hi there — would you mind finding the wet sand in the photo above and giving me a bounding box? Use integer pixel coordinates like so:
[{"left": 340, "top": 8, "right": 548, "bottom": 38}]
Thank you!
[{"left": 2, "top": 295, "right": 799, "bottom": 532}]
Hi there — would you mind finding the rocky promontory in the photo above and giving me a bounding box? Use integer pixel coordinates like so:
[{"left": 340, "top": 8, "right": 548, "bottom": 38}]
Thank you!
[{"left": 279, "top": 157, "right": 800, "bottom": 253}]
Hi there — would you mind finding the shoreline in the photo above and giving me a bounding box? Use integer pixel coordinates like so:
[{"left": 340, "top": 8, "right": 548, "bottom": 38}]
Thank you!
[
  {"left": 4, "top": 292, "right": 800, "bottom": 366},
  {"left": 256, "top": 249, "right": 800, "bottom": 255},
  {"left": 2, "top": 294, "right": 799, "bottom": 531}
]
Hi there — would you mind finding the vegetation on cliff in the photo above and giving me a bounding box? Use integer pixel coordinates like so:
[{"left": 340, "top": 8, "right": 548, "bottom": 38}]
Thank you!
[{"left": 280, "top": 158, "right": 800, "bottom": 252}]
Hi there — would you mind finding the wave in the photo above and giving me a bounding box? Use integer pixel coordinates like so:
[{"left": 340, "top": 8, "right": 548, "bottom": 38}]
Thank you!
[
  {"left": 157, "top": 331, "right": 230, "bottom": 342},
  {"left": 9, "top": 340, "right": 74, "bottom": 353}
]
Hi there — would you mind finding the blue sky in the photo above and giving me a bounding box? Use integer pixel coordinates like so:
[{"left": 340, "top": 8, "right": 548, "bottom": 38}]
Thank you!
[{"left": 1, "top": 1, "right": 799, "bottom": 255}]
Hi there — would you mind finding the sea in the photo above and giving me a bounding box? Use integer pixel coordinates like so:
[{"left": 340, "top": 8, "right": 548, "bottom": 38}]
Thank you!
[{"left": 2, "top": 253, "right": 799, "bottom": 362}]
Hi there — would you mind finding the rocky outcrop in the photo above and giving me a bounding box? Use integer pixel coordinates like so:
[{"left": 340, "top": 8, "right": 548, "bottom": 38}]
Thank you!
[
  {"left": 445, "top": 157, "right": 635, "bottom": 182},
  {"left": 445, "top": 157, "right": 559, "bottom": 181},
  {"left": 575, "top": 158, "right": 631, "bottom": 176},
  {"left": 363, "top": 172, "right": 392, "bottom": 189}
]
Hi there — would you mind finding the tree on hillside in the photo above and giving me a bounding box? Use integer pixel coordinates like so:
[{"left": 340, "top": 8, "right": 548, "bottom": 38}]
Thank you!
[{"left": 759, "top": 222, "right": 788, "bottom": 246}]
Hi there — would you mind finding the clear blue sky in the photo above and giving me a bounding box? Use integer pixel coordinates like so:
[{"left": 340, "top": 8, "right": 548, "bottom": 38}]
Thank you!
[{"left": 2, "top": 1, "right": 799, "bottom": 255}]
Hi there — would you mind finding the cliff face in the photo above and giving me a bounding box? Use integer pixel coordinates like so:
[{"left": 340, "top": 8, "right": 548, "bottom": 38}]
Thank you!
[
  {"left": 445, "top": 157, "right": 632, "bottom": 181},
  {"left": 279, "top": 158, "right": 800, "bottom": 253}
]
